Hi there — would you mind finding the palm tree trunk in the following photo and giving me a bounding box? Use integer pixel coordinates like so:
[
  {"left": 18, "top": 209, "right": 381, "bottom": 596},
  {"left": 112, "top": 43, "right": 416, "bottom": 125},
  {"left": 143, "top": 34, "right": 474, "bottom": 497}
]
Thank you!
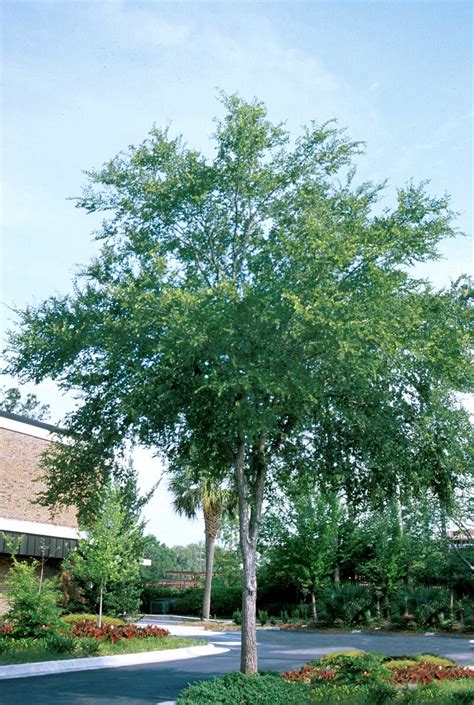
[
  {"left": 98, "top": 581, "right": 104, "bottom": 627},
  {"left": 202, "top": 509, "right": 221, "bottom": 622}
]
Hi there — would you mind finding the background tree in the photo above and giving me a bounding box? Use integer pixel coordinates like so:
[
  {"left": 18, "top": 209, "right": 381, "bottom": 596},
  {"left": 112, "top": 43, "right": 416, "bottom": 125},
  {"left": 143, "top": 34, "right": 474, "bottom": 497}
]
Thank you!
[
  {"left": 0, "top": 385, "right": 50, "bottom": 421},
  {"left": 213, "top": 516, "right": 242, "bottom": 587},
  {"left": 260, "top": 490, "right": 342, "bottom": 621},
  {"left": 140, "top": 535, "right": 177, "bottom": 583},
  {"left": 6, "top": 95, "right": 472, "bottom": 673},
  {"left": 66, "top": 483, "right": 145, "bottom": 625}
]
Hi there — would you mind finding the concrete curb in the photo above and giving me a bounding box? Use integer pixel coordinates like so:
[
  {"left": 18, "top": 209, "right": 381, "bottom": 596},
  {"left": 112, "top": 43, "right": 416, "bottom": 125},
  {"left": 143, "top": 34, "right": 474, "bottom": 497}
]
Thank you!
[{"left": 0, "top": 644, "right": 229, "bottom": 680}]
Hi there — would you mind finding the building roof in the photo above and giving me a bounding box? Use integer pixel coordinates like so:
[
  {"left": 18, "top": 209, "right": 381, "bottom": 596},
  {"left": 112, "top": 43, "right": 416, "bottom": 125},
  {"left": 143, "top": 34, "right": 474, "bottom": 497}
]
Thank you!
[
  {"left": 0, "top": 410, "right": 61, "bottom": 433},
  {"left": 0, "top": 410, "right": 63, "bottom": 441}
]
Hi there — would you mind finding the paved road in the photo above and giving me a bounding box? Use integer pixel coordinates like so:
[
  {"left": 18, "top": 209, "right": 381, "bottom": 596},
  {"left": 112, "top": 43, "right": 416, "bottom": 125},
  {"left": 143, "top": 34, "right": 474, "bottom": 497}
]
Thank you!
[{"left": 1, "top": 627, "right": 472, "bottom": 705}]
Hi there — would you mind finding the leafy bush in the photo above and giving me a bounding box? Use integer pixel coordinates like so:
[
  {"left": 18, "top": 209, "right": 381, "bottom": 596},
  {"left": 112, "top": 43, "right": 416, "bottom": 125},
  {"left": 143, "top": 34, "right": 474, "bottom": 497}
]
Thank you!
[
  {"left": 77, "top": 637, "right": 101, "bottom": 656},
  {"left": 171, "top": 586, "right": 242, "bottom": 617},
  {"left": 171, "top": 589, "right": 203, "bottom": 616},
  {"left": 416, "top": 654, "right": 456, "bottom": 667},
  {"left": 255, "top": 580, "right": 474, "bottom": 632},
  {"left": 385, "top": 658, "right": 418, "bottom": 670},
  {"left": 43, "top": 633, "right": 76, "bottom": 654},
  {"left": 232, "top": 609, "right": 242, "bottom": 625},
  {"left": 61, "top": 613, "right": 125, "bottom": 626},
  {"left": 321, "top": 650, "right": 365, "bottom": 663},
  {"left": 141, "top": 585, "right": 179, "bottom": 612},
  {"left": 4, "top": 559, "right": 64, "bottom": 638},
  {"left": 0, "top": 637, "right": 11, "bottom": 654},
  {"left": 313, "top": 652, "right": 391, "bottom": 687},
  {"left": 258, "top": 610, "right": 269, "bottom": 626},
  {"left": 177, "top": 672, "right": 312, "bottom": 704}
]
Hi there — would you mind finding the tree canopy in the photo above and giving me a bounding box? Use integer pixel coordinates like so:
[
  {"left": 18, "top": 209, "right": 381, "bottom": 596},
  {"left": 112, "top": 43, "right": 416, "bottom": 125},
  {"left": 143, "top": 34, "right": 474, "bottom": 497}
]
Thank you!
[
  {"left": 0, "top": 385, "right": 50, "bottom": 421},
  {"left": 6, "top": 94, "right": 472, "bottom": 672}
]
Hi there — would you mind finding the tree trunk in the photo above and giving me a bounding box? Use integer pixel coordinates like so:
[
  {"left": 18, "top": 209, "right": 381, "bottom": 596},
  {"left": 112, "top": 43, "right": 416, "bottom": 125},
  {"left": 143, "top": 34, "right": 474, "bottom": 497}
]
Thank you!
[
  {"left": 395, "top": 482, "right": 404, "bottom": 537},
  {"left": 384, "top": 594, "right": 390, "bottom": 624},
  {"left": 311, "top": 591, "right": 318, "bottom": 622},
  {"left": 202, "top": 510, "right": 220, "bottom": 621},
  {"left": 233, "top": 435, "right": 267, "bottom": 675},
  {"left": 376, "top": 593, "right": 381, "bottom": 621},
  {"left": 98, "top": 581, "right": 104, "bottom": 627},
  {"left": 39, "top": 555, "right": 45, "bottom": 593},
  {"left": 241, "top": 539, "right": 258, "bottom": 673}
]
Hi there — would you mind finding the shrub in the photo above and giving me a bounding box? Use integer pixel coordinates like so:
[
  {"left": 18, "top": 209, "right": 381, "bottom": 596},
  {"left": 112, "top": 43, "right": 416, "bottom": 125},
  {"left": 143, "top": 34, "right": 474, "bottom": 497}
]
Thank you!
[
  {"left": 61, "top": 613, "right": 125, "bottom": 626},
  {"left": 258, "top": 610, "right": 269, "bottom": 626},
  {"left": 4, "top": 559, "right": 64, "bottom": 639},
  {"left": 77, "top": 637, "right": 101, "bottom": 656},
  {"left": 141, "top": 585, "right": 179, "bottom": 612},
  {"left": 232, "top": 609, "right": 242, "bottom": 625},
  {"left": 43, "top": 633, "right": 76, "bottom": 654},
  {"left": 416, "top": 654, "right": 456, "bottom": 667},
  {"left": 0, "top": 637, "right": 11, "bottom": 654},
  {"left": 171, "top": 586, "right": 242, "bottom": 618},
  {"left": 177, "top": 672, "right": 312, "bottom": 704},
  {"left": 321, "top": 649, "right": 365, "bottom": 663},
  {"left": 385, "top": 658, "right": 418, "bottom": 670},
  {"left": 312, "top": 652, "right": 391, "bottom": 687},
  {"left": 171, "top": 589, "right": 203, "bottom": 616}
]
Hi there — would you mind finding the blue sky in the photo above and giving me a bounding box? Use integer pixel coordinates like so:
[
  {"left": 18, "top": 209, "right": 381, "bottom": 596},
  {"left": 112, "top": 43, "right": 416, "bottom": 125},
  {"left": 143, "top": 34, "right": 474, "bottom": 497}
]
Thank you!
[{"left": 1, "top": 0, "right": 472, "bottom": 544}]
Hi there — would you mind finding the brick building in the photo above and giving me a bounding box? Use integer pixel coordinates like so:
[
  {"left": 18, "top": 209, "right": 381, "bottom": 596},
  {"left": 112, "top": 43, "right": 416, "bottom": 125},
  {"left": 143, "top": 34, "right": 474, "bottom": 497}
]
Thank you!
[{"left": 0, "top": 410, "right": 79, "bottom": 612}]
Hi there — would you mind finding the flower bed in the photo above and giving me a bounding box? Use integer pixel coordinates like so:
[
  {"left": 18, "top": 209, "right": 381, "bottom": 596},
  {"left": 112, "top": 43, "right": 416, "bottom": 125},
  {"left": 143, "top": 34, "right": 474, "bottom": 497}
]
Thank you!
[
  {"left": 282, "top": 651, "right": 474, "bottom": 687},
  {"left": 177, "top": 652, "right": 474, "bottom": 704},
  {"left": 0, "top": 619, "right": 205, "bottom": 665},
  {"left": 70, "top": 621, "right": 170, "bottom": 643}
]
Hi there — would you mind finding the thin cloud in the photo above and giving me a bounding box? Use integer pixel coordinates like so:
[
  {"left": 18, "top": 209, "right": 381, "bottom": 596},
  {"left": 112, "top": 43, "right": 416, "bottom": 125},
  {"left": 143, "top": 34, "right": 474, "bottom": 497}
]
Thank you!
[{"left": 99, "top": 2, "right": 190, "bottom": 48}]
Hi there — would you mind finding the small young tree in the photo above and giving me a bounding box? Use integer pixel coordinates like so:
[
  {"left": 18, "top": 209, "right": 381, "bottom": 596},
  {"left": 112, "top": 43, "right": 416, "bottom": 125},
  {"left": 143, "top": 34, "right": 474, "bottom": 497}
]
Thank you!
[
  {"left": 66, "top": 484, "right": 145, "bottom": 625},
  {"left": 5, "top": 557, "right": 63, "bottom": 638}
]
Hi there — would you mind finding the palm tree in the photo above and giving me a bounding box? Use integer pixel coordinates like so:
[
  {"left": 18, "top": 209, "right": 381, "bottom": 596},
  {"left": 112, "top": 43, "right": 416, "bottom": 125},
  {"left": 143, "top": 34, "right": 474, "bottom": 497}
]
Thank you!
[{"left": 169, "top": 468, "right": 235, "bottom": 621}]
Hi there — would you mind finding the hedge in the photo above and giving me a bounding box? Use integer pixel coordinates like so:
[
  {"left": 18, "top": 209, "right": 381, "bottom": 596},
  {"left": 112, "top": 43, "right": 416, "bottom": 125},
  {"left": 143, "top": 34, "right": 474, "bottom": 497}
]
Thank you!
[
  {"left": 177, "top": 672, "right": 312, "bottom": 704},
  {"left": 172, "top": 586, "right": 242, "bottom": 617}
]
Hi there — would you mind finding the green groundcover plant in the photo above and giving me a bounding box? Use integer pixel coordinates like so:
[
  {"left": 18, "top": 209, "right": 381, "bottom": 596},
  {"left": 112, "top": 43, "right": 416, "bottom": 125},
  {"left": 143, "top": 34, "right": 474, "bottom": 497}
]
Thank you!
[
  {"left": 178, "top": 672, "right": 312, "bottom": 704},
  {"left": 177, "top": 653, "right": 474, "bottom": 705}
]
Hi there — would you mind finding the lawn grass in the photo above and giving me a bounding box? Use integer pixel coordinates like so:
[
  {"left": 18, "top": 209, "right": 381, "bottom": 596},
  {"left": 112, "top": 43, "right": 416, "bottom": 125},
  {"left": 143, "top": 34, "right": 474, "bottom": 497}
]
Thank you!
[{"left": 0, "top": 636, "right": 206, "bottom": 665}]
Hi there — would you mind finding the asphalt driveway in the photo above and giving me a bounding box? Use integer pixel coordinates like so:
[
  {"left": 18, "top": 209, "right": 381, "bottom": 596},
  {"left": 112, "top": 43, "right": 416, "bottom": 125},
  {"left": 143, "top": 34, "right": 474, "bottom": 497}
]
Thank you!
[{"left": 0, "top": 626, "right": 472, "bottom": 705}]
